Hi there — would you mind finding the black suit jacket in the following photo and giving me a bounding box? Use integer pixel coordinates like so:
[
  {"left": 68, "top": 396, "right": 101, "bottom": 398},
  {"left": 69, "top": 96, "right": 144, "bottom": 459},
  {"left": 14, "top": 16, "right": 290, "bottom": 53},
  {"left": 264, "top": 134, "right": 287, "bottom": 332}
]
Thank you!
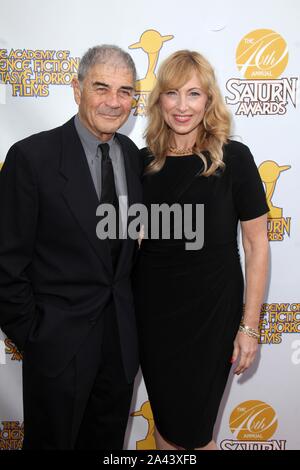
[{"left": 0, "top": 117, "right": 143, "bottom": 380}]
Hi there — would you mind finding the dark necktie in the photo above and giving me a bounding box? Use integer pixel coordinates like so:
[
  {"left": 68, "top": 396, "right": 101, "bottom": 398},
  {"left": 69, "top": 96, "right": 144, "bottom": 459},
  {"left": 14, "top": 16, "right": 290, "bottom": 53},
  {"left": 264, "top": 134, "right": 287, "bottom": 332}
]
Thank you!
[
  {"left": 99, "top": 143, "right": 117, "bottom": 205},
  {"left": 98, "top": 143, "right": 121, "bottom": 269}
]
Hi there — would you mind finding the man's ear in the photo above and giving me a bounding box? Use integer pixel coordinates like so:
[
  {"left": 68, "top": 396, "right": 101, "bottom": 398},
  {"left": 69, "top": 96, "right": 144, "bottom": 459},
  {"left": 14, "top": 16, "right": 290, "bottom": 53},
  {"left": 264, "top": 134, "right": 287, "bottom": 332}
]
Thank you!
[{"left": 72, "top": 78, "right": 81, "bottom": 106}]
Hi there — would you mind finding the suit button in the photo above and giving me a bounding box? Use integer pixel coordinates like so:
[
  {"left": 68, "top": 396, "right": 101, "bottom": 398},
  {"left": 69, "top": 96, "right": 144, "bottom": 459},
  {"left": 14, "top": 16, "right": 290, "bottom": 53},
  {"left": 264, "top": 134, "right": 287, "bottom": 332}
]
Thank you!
[{"left": 89, "top": 319, "right": 97, "bottom": 325}]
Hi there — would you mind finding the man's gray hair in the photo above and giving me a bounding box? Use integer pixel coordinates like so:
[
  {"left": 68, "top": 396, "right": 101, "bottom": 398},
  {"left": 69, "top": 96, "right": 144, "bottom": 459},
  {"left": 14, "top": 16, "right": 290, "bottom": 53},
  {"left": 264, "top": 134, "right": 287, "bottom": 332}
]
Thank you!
[{"left": 78, "top": 45, "right": 136, "bottom": 83}]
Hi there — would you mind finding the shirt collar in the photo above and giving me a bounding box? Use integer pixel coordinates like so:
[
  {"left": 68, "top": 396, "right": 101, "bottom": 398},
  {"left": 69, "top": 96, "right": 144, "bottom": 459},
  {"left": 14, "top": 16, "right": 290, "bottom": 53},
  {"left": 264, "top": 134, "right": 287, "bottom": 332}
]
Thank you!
[{"left": 74, "top": 114, "right": 115, "bottom": 154}]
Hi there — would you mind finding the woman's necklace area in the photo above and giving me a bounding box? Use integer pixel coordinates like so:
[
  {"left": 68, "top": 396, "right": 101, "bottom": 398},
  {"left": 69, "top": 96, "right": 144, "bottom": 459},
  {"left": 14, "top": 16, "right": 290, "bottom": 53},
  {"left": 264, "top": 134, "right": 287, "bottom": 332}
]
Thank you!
[{"left": 168, "top": 144, "right": 195, "bottom": 155}]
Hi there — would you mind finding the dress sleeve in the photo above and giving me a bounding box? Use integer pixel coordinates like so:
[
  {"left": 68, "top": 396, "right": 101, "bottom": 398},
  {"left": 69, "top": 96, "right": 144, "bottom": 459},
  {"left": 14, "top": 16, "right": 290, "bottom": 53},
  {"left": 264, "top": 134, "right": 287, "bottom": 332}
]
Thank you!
[{"left": 231, "top": 143, "right": 269, "bottom": 221}]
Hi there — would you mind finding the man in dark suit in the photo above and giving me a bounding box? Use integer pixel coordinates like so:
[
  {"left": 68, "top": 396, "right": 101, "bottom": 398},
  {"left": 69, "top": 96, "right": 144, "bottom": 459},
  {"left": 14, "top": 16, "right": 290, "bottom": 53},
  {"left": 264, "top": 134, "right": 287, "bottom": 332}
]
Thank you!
[{"left": 0, "top": 45, "right": 142, "bottom": 449}]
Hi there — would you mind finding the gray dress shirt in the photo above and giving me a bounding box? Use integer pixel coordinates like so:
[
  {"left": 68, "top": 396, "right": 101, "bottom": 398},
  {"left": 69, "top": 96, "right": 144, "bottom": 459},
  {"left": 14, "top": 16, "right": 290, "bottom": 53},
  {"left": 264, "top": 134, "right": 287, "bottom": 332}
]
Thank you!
[{"left": 74, "top": 114, "right": 128, "bottom": 237}]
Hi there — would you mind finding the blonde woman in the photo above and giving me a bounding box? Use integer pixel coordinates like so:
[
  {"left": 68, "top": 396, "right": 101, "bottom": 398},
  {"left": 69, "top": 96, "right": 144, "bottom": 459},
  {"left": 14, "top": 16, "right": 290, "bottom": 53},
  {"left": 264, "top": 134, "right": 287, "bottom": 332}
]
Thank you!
[{"left": 133, "top": 50, "right": 269, "bottom": 450}]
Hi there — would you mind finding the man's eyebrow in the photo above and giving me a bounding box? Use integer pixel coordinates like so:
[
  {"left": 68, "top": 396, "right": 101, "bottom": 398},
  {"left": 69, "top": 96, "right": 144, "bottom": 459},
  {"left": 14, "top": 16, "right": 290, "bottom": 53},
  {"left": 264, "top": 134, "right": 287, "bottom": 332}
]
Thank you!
[
  {"left": 92, "top": 82, "right": 134, "bottom": 91},
  {"left": 92, "top": 81, "right": 109, "bottom": 87},
  {"left": 120, "top": 85, "right": 134, "bottom": 91}
]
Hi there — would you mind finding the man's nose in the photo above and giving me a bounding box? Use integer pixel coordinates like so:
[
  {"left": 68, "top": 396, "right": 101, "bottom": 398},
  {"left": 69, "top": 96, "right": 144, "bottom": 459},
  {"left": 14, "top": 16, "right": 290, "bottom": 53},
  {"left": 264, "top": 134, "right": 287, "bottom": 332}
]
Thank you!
[{"left": 105, "top": 91, "right": 120, "bottom": 108}]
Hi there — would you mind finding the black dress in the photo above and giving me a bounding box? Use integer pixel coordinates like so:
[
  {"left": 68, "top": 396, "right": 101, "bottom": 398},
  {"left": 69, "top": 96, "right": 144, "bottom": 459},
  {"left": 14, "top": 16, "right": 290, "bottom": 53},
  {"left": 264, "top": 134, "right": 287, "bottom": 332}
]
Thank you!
[{"left": 133, "top": 140, "right": 269, "bottom": 449}]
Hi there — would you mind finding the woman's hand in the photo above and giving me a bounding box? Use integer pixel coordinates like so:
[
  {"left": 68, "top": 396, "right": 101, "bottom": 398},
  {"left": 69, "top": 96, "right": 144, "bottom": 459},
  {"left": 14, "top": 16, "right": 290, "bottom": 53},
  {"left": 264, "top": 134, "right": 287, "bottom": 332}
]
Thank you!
[{"left": 231, "top": 330, "right": 258, "bottom": 375}]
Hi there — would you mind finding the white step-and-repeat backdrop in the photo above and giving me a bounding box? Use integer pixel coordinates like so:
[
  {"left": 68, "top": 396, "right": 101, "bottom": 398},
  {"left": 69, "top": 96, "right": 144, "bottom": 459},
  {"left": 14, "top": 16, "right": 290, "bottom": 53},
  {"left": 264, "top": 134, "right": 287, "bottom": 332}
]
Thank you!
[{"left": 0, "top": 0, "right": 299, "bottom": 450}]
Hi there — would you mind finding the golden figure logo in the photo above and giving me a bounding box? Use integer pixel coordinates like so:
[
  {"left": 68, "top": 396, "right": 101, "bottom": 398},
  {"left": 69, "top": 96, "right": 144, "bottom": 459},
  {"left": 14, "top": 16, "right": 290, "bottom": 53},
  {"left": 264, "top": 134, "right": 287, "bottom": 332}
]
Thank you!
[
  {"left": 258, "top": 160, "right": 291, "bottom": 240},
  {"left": 129, "top": 30, "right": 174, "bottom": 116},
  {"left": 131, "top": 401, "right": 156, "bottom": 450}
]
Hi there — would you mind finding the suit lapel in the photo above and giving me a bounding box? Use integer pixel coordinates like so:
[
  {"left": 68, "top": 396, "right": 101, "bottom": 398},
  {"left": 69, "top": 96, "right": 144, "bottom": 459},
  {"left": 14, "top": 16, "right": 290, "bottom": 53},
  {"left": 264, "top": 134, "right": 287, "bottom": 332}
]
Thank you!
[
  {"left": 59, "top": 118, "right": 113, "bottom": 275},
  {"left": 117, "top": 134, "right": 140, "bottom": 209},
  {"left": 115, "top": 134, "right": 141, "bottom": 277}
]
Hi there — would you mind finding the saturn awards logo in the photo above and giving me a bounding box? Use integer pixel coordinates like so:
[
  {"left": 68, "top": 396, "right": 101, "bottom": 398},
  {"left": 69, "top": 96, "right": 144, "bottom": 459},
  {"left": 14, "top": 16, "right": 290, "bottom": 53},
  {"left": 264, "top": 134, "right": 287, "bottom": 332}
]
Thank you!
[
  {"left": 0, "top": 421, "right": 24, "bottom": 449},
  {"left": 0, "top": 326, "right": 22, "bottom": 364},
  {"left": 258, "top": 160, "right": 291, "bottom": 241},
  {"left": 5, "top": 338, "right": 22, "bottom": 361},
  {"left": 260, "top": 302, "right": 300, "bottom": 344},
  {"left": 0, "top": 336, "right": 22, "bottom": 364},
  {"left": 129, "top": 30, "right": 174, "bottom": 116},
  {"left": 225, "top": 29, "right": 298, "bottom": 116},
  {"left": 0, "top": 49, "right": 80, "bottom": 97},
  {"left": 220, "top": 400, "right": 286, "bottom": 450}
]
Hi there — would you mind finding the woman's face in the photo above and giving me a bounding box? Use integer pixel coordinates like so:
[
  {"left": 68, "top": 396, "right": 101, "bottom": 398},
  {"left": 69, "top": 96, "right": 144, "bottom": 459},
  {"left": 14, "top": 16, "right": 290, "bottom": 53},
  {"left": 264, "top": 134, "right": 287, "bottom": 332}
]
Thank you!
[{"left": 159, "top": 72, "right": 208, "bottom": 139}]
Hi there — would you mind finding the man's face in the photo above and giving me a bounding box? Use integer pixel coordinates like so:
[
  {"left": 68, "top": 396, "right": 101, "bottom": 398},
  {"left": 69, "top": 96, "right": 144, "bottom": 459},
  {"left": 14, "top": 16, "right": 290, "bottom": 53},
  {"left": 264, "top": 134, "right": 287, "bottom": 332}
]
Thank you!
[{"left": 72, "top": 63, "right": 134, "bottom": 141}]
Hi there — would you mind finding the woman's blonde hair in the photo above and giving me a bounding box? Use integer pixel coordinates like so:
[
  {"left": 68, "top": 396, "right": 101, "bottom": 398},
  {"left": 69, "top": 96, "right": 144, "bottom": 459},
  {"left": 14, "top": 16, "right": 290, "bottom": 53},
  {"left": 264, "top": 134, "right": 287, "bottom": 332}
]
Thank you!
[{"left": 145, "top": 50, "right": 231, "bottom": 176}]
